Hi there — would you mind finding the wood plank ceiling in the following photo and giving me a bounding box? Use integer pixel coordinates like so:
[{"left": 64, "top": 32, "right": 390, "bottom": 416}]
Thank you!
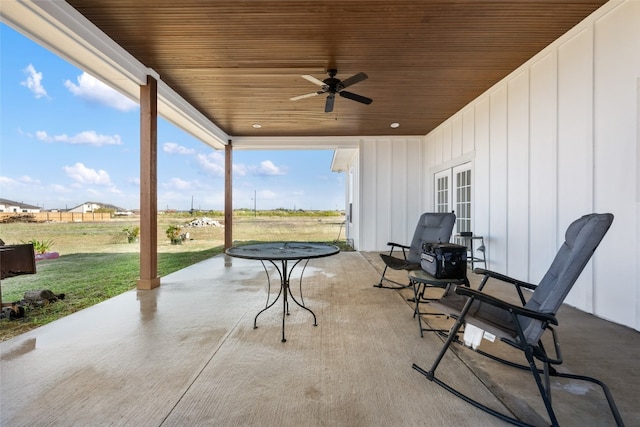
[{"left": 66, "top": 0, "right": 607, "bottom": 138}]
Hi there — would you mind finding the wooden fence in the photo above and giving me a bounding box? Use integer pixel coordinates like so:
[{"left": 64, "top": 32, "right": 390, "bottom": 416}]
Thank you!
[{"left": 0, "top": 212, "right": 114, "bottom": 223}]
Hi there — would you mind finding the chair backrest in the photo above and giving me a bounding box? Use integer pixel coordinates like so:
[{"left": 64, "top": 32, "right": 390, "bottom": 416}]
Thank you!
[
  {"left": 521, "top": 213, "right": 614, "bottom": 344},
  {"left": 407, "top": 212, "right": 456, "bottom": 263}
]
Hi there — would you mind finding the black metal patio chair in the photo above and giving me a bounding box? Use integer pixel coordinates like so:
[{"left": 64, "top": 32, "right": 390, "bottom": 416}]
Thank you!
[
  {"left": 412, "top": 213, "right": 624, "bottom": 427},
  {"left": 374, "top": 212, "right": 456, "bottom": 289}
]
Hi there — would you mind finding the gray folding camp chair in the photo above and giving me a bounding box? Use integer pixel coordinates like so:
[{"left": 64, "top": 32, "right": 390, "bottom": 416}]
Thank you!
[
  {"left": 374, "top": 212, "right": 456, "bottom": 289},
  {"left": 412, "top": 213, "right": 624, "bottom": 427}
]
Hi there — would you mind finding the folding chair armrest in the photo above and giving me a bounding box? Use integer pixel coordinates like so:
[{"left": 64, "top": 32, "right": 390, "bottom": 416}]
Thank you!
[
  {"left": 454, "top": 287, "right": 559, "bottom": 325},
  {"left": 386, "top": 242, "right": 410, "bottom": 259},
  {"left": 387, "top": 242, "right": 410, "bottom": 250},
  {"left": 472, "top": 268, "right": 537, "bottom": 291}
]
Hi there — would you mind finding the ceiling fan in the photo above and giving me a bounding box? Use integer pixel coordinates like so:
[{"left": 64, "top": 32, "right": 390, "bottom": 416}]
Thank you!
[{"left": 290, "top": 69, "right": 372, "bottom": 113}]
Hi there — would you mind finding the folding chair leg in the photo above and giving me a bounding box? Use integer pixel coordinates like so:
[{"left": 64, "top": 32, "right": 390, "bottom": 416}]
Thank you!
[
  {"left": 524, "top": 348, "right": 560, "bottom": 427},
  {"left": 414, "top": 362, "right": 533, "bottom": 426},
  {"left": 374, "top": 264, "right": 390, "bottom": 288},
  {"left": 413, "top": 313, "right": 464, "bottom": 379},
  {"left": 374, "top": 246, "right": 414, "bottom": 289},
  {"left": 415, "top": 290, "right": 476, "bottom": 378},
  {"left": 413, "top": 318, "right": 538, "bottom": 427},
  {"left": 414, "top": 324, "right": 626, "bottom": 427},
  {"left": 374, "top": 264, "right": 412, "bottom": 289},
  {"left": 554, "top": 372, "right": 626, "bottom": 427},
  {"left": 413, "top": 297, "right": 538, "bottom": 427}
]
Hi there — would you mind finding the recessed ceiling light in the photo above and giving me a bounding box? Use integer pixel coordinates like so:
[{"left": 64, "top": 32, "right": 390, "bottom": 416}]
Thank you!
[
  {"left": 252, "top": 123, "right": 262, "bottom": 129},
  {"left": 390, "top": 122, "right": 400, "bottom": 128}
]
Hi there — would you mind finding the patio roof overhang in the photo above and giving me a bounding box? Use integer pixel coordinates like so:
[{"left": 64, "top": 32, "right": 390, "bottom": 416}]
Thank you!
[{"left": 1, "top": 0, "right": 608, "bottom": 146}]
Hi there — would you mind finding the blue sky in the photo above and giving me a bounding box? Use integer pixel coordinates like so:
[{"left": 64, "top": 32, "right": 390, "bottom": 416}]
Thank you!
[{"left": 0, "top": 23, "right": 344, "bottom": 212}]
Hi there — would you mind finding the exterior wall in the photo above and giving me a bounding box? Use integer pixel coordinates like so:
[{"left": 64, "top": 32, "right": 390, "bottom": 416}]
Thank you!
[
  {"left": 356, "top": 137, "right": 426, "bottom": 251},
  {"left": 421, "top": 0, "right": 640, "bottom": 330}
]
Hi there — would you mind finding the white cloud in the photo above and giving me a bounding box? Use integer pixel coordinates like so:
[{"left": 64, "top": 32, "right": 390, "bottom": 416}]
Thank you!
[
  {"left": 233, "top": 163, "right": 247, "bottom": 177},
  {"left": 0, "top": 175, "right": 42, "bottom": 188},
  {"left": 164, "top": 177, "right": 192, "bottom": 191},
  {"left": 21, "top": 64, "right": 48, "bottom": 99},
  {"left": 17, "top": 175, "right": 41, "bottom": 185},
  {"left": 256, "top": 160, "right": 286, "bottom": 176},
  {"left": 196, "top": 152, "right": 280, "bottom": 178},
  {"left": 163, "top": 142, "right": 196, "bottom": 155},
  {"left": 63, "top": 162, "right": 112, "bottom": 186},
  {"left": 0, "top": 176, "right": 20, "bottom": 187},
  {"left": 36, "top": 130, "right": 123, "bottom": 146},
  {"left": 64, "top": 72, "right": 138, "bottom": 112},
  {"left": 196, "top": 152, "right": 225, "bottom": 177},
  {"left": 0, "top": 176, "right": 72, "bottom": 204}
]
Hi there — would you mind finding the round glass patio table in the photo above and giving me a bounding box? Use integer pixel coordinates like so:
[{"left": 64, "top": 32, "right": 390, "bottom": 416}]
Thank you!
[{"left": 225, "top": 242, "right": 340, "bottom": 342}]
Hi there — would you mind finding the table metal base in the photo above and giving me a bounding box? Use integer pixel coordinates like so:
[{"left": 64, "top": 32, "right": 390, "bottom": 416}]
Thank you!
[
  {"left": 253, "top": 258, "right": 316, "bottom": 342},
  {"left": 225, "top": 242, "right": 339, "bottom": 342}
]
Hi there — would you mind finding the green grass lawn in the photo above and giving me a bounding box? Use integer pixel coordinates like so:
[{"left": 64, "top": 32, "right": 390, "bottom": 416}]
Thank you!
[{"left": 1, "top": 212, "right": 348, "bottom": 341}]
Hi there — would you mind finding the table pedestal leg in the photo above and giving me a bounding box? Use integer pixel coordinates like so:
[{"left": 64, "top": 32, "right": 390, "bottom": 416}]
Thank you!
[
  {"left": 253, "top": 258, "right": 317, "bottom": 343},
  {"left": 282, "top": 260, "right": 288, "bottom": 342},
  {"left": 253, "top": 285, "right": 281, "bottom": 329}
]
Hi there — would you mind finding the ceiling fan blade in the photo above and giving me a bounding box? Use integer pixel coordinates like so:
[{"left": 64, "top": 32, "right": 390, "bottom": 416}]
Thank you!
[
  {"left": 325, "top": 94, "right": 335, "bottom": 113},
  {"left": 339, "top": 90, "right": 372, "bottom": 105},
  {"left": 290, "top": 91, "right": 322, "bottom": 101},
  {"left": 338, "top": 72, "right": 368, "bottom": 90},
  {"left": 302, "top": 74, "right": 327, "bottom": 87}
]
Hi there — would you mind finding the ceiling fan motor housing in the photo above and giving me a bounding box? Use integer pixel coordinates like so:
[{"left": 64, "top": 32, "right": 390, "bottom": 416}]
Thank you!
[{"left": 291, "top": 68, "right": 371, "bottom": 112}]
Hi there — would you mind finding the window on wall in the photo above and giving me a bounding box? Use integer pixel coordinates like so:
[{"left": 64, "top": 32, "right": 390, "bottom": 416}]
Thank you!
[
  {"left": 455, "top": 167, "right": 472, "bottom": 233},
  {"left": 434, "top": 163, "right": 472, "bottom": 233},
  {"left": 435, "top": 170, "right": 450, "bottom": 213}
]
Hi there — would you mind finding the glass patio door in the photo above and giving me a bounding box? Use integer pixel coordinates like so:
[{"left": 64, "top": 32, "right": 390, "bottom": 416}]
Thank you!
[{"left": 434, "top": 163, "right": 472, "bottom": 234}]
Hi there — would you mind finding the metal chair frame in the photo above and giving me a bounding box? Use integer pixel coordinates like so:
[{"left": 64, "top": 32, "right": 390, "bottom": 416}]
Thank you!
[
  {"left": 412, "top": 213, "right": 624, "bottom": 427},
  {"left": 375, "top": 212, "right": 456, "bottom": 289}
]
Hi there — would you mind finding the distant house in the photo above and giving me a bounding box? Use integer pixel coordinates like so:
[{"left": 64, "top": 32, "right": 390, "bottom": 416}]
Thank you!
[
  {"left": 67, "top": 202, "right": 101, "bottom": 213},
  {"left": 68, "top": 202, "right": 130, "bottom": 215},
  {"left": 0, "top": 198, "right": 41, "bottom": 213}
]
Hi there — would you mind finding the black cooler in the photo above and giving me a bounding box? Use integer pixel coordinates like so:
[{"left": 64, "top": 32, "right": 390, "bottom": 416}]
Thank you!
[{"left": 420, "top": 243, "right": 467, "bottom": 279}]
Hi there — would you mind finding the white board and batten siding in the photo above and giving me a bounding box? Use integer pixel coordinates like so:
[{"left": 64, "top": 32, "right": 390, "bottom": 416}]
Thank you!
[
  {"left": 352, "top": 1, "right": 640, "bottom": 331},
  {"left": 356, "top": 137, "right": 424, "bottom": 252}
]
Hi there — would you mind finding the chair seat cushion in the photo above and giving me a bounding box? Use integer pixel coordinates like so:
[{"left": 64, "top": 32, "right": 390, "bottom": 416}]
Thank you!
[{"left": 380, "top": 254, "right": 420, "bottom": 271}]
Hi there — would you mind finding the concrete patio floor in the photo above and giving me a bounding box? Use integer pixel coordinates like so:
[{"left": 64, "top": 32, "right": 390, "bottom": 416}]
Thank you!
[{"left": 1, "top": 250, "right": 637, "bottom": 426}]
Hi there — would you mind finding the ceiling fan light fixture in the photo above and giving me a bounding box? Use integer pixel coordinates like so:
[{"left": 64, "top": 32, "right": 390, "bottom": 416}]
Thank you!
[
  {"left": 390, "top": 122, "right": 400, "bottom": 128},
  {"left": 252, "top": 123, "right": 262, "bottom": 128},
  {"left": 291, "top": 69, "right": 371, "bottom": 113}
]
